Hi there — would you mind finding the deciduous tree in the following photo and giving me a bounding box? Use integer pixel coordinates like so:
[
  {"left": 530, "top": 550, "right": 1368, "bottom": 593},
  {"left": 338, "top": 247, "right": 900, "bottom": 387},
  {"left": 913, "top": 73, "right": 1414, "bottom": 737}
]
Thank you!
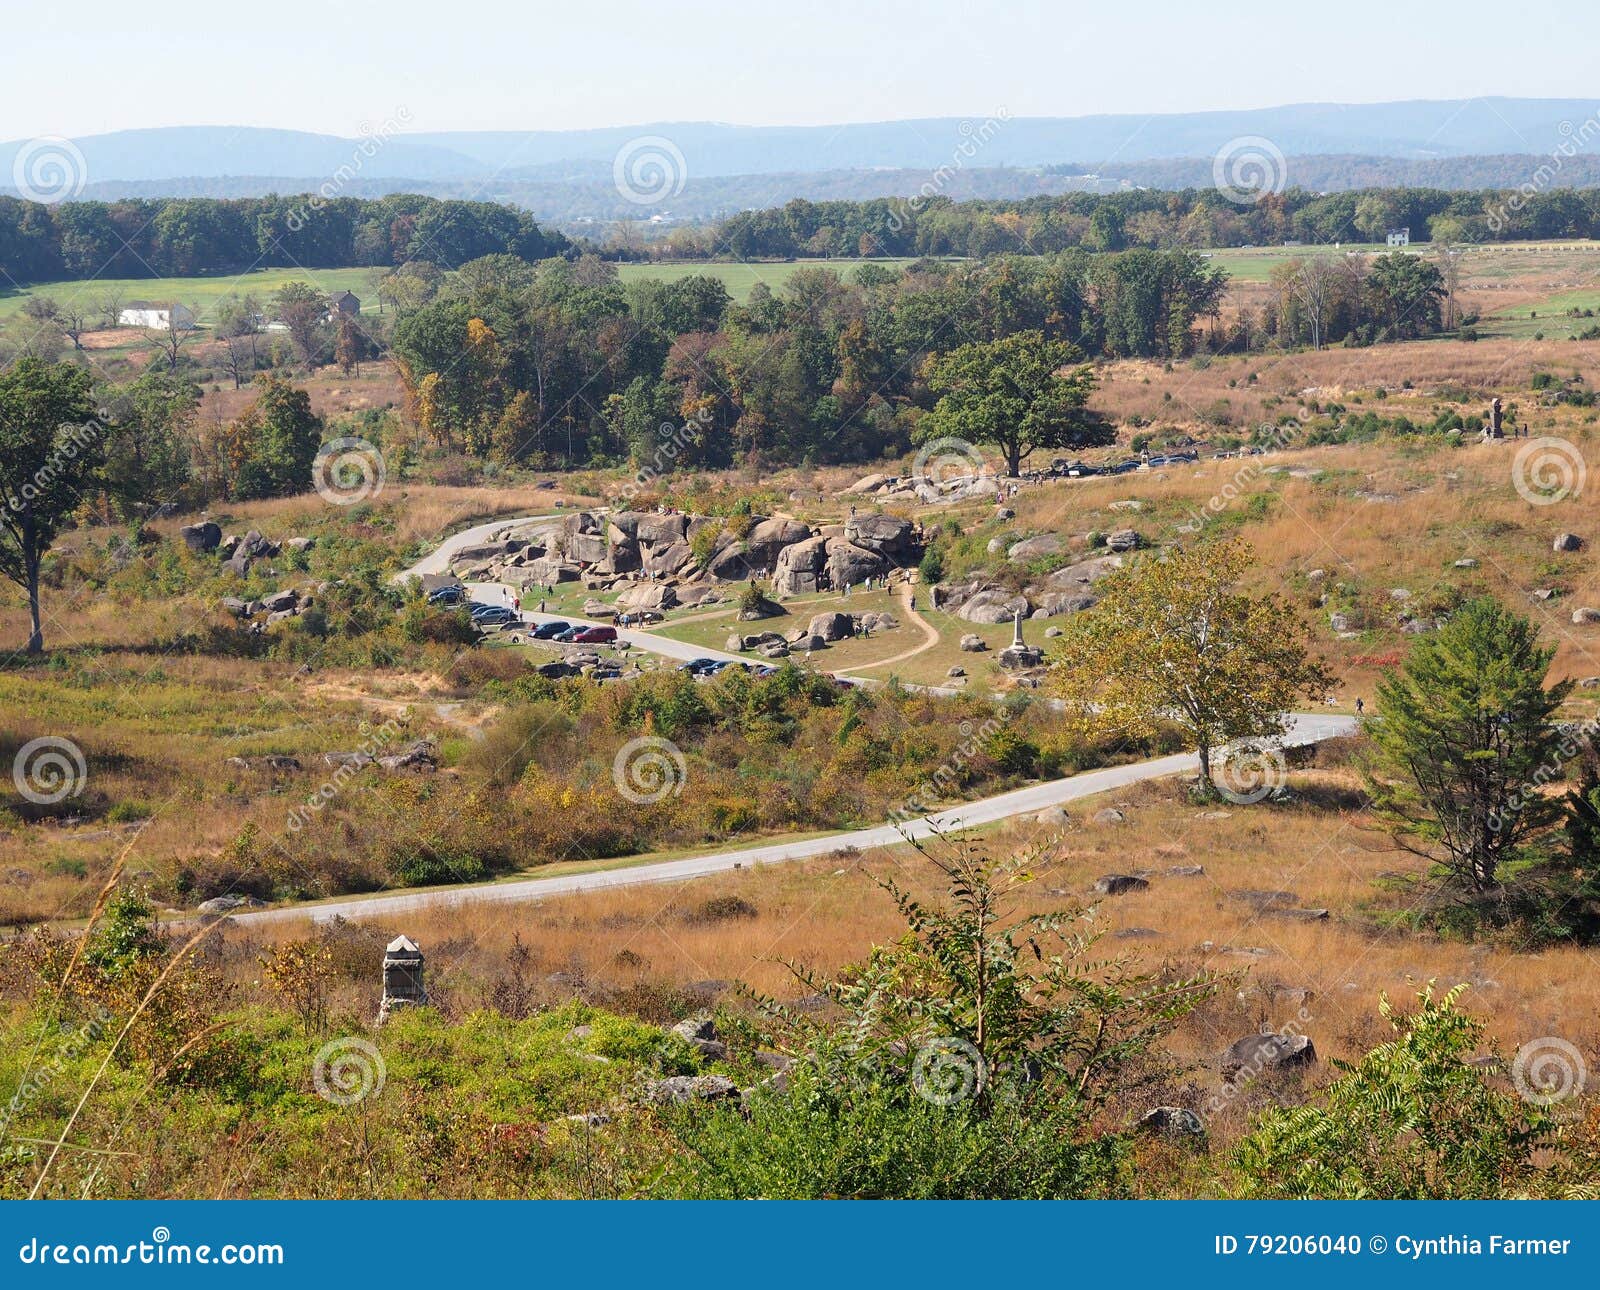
[{"left": 1050, "top": 539, "right": 1335, "bottom": 793}]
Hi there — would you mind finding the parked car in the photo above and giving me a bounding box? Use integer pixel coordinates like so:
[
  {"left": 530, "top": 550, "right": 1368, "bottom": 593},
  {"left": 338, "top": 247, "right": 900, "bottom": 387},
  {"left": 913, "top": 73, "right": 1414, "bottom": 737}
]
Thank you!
[
  {"left": 678, "top": 657, "right": 721, "bottom": 675},
  {"left": 427, "top": 585, "right": 466, "bottom": 605},
  {"left": 571, "top": 625, "right": 617, "bottom": 644},
  {"left": 471, "top": 605, "right": 519, "bottom": 626},
  {"left": 554, "top": 626, "right": 585, "bottom": 642},
  {"left": 529, "top": 620, "right": 571, "bottom": 639}
]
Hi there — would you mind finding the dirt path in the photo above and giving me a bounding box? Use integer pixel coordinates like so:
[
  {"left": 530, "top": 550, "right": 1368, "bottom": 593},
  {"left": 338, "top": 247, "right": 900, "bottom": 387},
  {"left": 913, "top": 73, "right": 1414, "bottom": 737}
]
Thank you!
[{"left": 833, "top": 582, "right": 942, "bottom": 676}]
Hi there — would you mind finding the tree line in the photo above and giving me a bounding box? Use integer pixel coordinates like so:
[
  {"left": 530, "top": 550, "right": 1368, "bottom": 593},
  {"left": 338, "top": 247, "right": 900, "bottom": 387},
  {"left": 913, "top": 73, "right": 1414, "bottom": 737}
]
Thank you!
[
  {"left": 0, "top": 193, "right": 570, "bottom": 286},
  {"left": 3, "top": 180, "right": 1597, "bottom": 291},
  {"left": 387, "top": 250, "right": 1222, "bottom": 470},
  {"left": 699, "top": 185, "right": 1600, "bottom": 261}
]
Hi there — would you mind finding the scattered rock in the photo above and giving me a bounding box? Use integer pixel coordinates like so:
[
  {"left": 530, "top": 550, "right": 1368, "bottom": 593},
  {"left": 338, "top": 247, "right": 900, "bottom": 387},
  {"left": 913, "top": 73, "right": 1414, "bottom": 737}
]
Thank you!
[
  {"left": 377, "top": 740, "right": 437, "bottom": 773},
  {"left": 1092, "top": 874, "right": 1149, "bottom": 895},
  {"left": 1266, "top": 907, "right": 1331, "bottom": 922},
  {"left": 1166, "top": 864, "right": 1206, "bottom": 877},
  {"left": 1573, "top": 608, "right": 1600, "bottom": 625},
  {"left": 1229, "top": 889, "right": 1298, "bottom": 910},
  {"left": 641, "top": 1075, "right": 740, "bottom": 1106},
  {"left": 180, "top": 521, "right": 222, "bottom": 553},
  {"left": 197, "top": 894, "right": 263, "bottom": 916},
  {"left": 1105, "top": 529, "right": 1140, "bottom": 552},
  {"left": 1555, "top": 533, "right": 1584, "bottom": 553},
  {"left": 808, "top": 611, "right": 855, "bottom": 642},
  {"left": 1136, "top": 1106, "right": 1205, "bottom": 1139},
  {"left": 1034, "top": 806, "right": 1068, "bottom": 826},
  {"left": 947, "top": 665, "right": 965, "bottom": 678},
  {"left": 1091, "top": 808, "right": 1126, "bottom": 825},
  {"left": 1221, "top": 1033, "right": 1317, "bottom": 1078},
  {"left": 1007, "top": 533, "right": 1067, "bottom": 563},
  {"left": 1454, "top": 558, "right": 1478, "bottom": 569},
  {"left": 959, "top": 633, "right": 988, "bottom": 652}
]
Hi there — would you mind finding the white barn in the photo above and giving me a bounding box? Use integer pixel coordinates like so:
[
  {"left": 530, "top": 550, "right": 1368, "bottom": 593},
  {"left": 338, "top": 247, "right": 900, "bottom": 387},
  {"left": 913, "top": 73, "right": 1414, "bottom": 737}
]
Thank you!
[
  {"left": 118, "top": 302, "right": 196, "bottom": 331},
  {"left": 1385, "top": 228, "right": 1411, "bottom": 248}
]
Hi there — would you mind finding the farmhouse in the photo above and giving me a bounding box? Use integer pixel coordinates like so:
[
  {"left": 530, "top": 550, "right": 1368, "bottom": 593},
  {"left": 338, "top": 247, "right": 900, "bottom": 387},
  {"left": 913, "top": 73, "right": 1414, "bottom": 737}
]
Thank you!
[
  {"left": 327, "top": 290, "right": 360, "bottom": 318},
  {"left": 1386, "top": 227, "right": 1411, "bottom": 247},
  {"left": 118, "top": 301, "right": 196, "bottom": 330}
]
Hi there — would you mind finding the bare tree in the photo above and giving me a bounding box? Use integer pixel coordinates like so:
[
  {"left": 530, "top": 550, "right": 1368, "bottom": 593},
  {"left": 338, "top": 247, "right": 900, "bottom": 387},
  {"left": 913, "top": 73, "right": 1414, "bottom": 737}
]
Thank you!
[
  {"left": 1288, "top": 256, "right": 1338, "bottom": 351},
  {"left": 97, "top": 290, "right": 125, "bottom": 330},
  {"left": 144, "top": 306, "right": 192, "bottom": 372},
  {"left": 58, "top": 302, "right": 90, "bottom": 351},
  {"left": 1435, "top": 240, "right": 1465, "bottom": 331},
  {"left": 215, "top": 294, "right": 261, "bottom": 389}
]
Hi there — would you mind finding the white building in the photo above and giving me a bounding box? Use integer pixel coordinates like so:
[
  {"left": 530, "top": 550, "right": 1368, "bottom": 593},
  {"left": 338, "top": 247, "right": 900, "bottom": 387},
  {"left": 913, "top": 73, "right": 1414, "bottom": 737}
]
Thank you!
[
  {"left": 1385, "top": 228, "right": 1411, "bottom": 247},
  {"left": 118, "top": 302, "right": 196, "bottom": 331}
]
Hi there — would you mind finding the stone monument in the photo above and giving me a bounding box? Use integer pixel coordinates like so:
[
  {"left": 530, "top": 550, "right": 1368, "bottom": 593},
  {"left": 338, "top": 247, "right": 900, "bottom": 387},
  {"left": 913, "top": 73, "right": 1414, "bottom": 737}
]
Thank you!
[
  {"left": 377, "top": 935, "right": 427, "bottom": 1024},
  {"left": 998, "top": 609, "right": 1044, "bottom": 670}
]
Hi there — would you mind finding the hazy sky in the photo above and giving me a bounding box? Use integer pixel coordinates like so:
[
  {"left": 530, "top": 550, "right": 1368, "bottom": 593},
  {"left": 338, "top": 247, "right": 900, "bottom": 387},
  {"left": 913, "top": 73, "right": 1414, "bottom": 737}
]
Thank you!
[{"left": 5, "top": 0, "right": 1595, "bottom": 139}]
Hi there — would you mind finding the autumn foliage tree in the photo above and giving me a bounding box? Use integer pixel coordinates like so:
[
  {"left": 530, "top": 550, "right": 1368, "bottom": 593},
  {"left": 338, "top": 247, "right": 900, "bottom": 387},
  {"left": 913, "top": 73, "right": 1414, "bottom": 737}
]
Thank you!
[{"left": 1050, "top": 540, "right": 1335, "bottom": 793}]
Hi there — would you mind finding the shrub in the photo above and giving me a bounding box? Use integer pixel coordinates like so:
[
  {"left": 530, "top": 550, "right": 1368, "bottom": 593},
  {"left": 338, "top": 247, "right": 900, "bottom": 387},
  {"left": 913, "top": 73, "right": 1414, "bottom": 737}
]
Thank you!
[{"left": 1233, "top": 986, "right": 1552, "bottom": 1198}]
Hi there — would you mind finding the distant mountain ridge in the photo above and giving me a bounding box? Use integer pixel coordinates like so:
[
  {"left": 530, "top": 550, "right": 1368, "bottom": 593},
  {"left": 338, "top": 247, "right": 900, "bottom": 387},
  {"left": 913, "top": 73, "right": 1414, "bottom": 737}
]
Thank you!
[{"left": 4, "top": 98, "right": 1598, "bottom": 189}]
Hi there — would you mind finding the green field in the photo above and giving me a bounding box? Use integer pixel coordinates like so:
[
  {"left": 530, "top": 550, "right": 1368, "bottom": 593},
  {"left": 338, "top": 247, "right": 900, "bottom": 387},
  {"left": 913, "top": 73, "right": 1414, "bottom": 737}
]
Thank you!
[
  {"left": 616, "top": 258, "right": 916, "bottom": 302},
  {"left": 0, "top": 266, "right": 383, "bottom": 324}
]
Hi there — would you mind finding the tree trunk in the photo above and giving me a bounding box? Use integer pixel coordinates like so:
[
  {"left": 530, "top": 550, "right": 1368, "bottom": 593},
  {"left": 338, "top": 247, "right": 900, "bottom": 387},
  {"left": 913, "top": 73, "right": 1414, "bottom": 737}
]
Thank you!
[
  {"left": 1197, "top": 741, "right": 1213, "bottom": 793},
  {"left": 25, "top": 556, "right": 42, "bottom": 655}
]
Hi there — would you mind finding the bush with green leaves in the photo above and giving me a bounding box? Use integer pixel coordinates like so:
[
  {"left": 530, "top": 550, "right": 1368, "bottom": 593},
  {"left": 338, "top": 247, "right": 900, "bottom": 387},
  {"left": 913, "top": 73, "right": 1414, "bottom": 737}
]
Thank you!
[
  {"left": 1233, "top": 985, "right": 1552, "bottom": 1199},
  {"left": 658, "top": 832, "right": 1217, "bottom": 1198}
]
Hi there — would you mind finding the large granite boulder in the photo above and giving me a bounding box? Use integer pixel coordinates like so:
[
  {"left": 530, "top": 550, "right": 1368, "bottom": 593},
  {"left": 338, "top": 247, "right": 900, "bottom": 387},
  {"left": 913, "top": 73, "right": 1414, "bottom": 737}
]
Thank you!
[
  {"left": 1031, "top": 592, "right": 1096, "bottom": 618},
  {"left": 180, "top": 521, "right": 222, "bottom": 553},
  {"left": 1008, "top": 533, "right": 1067, "bottom": 563},
  {"left": 562, "top": 530, "right": 608, "bottom": 565},
  {"left": 616, "top": 582, "right": 678, "bottom": 611},
  {"left": 227, "top": 530, "right": 277, "bottom": 575},
  {"left": 746, "top": 517, "right": 813, "bottom": 567},
  {"left": 636, "top": 513, "right": 688, "bottom": 546},
  {"left": 957, "top": 589, "right": 1030, "bottom": 625},
  {"left": 522, "top": 558, "right": 581, "bottom": 585},
  {"left": 1221, "top": 1032, "right": 1317, "bottom": 1078},
  {"left": 706, "top": 541, "right": 755, "bottom": 581},
  {"left": 644, "top": 541, "right": 695, "bottom": 577},
  {"left": 607, "top": 511, "right": 647, "bottom": 539},
  {"left": 825, "top": 539, "right": 887, "bottom": 589},
  {"left": 843, "top": 513, "right": 914, "bottom": 558},
  {"left": 1046, "top": 554, "right": 1123, "bottom": 590},
  {"left": 809, "top": 612, "right": 855, "bottom": 642},
  {"left": 772, "top": 535, "right": 829, "bottom": 596}
]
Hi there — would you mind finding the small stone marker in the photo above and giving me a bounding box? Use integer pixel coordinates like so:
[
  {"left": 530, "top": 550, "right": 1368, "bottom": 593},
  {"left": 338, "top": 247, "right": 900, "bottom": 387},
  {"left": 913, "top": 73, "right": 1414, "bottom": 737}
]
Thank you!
[{"left": 377, "top": 934, "right": 427, "bottom": 1024}]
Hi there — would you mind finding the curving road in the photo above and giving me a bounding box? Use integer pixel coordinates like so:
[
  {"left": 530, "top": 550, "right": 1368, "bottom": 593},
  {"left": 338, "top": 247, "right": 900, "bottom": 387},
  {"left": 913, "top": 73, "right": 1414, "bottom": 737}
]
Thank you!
[
  {"left": 232, "top": 712, "right": 1356, "bottom": 928},
  {"left": 231, "top": 518, "right": 1362, "bottom": 928}
]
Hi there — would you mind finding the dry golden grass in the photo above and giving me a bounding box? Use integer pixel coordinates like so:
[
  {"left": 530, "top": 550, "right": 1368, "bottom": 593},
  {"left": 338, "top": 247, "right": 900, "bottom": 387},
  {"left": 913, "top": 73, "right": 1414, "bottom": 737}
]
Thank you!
[
  {"left": 1094, "top": 337, "right": 1600, "bottom": 434},
  {"left": 237, "top": 755, "right": 1600, "bottom": 1145}
]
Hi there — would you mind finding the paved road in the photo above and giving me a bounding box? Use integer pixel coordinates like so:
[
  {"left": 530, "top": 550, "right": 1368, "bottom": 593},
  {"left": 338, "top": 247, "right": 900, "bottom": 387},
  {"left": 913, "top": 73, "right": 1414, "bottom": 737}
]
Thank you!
[
  {"left": 272, "top": 516, "right": 1358, "bottom": 928},
  {"left": 232, "top": 712, "right": 1356, "bottom": 927}
]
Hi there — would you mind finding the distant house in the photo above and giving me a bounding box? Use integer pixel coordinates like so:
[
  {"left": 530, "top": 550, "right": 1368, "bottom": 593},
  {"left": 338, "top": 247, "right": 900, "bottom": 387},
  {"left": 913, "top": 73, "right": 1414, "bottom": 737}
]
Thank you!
[
  {"left": 1385, "top": 228, "right": 1411, "bottom": 247},
  {"left": 118, "top": 302, "right": 195, "bottom": 331},
  {"left": 327, "top": 291, "right": 360, "bottom": 318}
]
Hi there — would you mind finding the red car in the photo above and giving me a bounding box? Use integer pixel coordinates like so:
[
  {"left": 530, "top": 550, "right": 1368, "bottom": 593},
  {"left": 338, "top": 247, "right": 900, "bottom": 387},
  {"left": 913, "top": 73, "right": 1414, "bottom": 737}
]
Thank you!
[{"left": 571, "top": 625, "right": 617, "bottom": 643}]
